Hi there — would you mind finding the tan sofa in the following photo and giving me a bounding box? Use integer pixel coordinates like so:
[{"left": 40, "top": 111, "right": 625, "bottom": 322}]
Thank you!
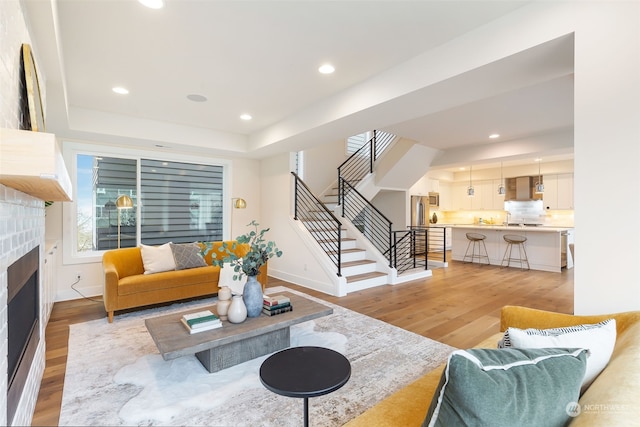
[
  {"left": 102, "top": 241, "right": 268, "bottom": 323},
  {"left": 346, "top": 305, "right": 640, "bottom": 426}
]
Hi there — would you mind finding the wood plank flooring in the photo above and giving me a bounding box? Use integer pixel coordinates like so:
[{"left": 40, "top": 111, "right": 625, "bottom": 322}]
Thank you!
[{"left": 31, "top": 260, "right": 573, "bottom": 426}]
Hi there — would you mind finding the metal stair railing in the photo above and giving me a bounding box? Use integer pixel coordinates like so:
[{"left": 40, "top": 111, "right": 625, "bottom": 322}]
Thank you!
[
  {"left": 339, "top": 177, "right": 393, "bottom": 267},
  {"left": 391, "top": 229, "right": 428, "bottom": 274},
  {"left": 337, "top": 130, "right": 395, "bottom": 202},
  {"left": 291, "top": 172, "right": 342, "bottom": 277}
]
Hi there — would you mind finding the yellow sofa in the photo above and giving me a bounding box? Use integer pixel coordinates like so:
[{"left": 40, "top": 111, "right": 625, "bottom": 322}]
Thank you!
[
  {"left": 102, "top": 241, "right": 268, "bottom": 323},
  {"left": 346, "top": 305, "right": 640, "bottom": 426}
]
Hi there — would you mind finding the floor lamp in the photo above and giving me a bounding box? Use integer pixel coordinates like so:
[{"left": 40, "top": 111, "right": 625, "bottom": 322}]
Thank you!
[
  {"left": 230, "top": 197, "right": 246, "bottom": 239},
  {"left": 116, "top": 195, "right": 133, "bottom": 248}
]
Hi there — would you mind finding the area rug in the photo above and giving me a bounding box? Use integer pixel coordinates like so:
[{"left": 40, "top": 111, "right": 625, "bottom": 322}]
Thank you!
[{"left": 59, "top": 286, "right": 455, "bottom": 426}]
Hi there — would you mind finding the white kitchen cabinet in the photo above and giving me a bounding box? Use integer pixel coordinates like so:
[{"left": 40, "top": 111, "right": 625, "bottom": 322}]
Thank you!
[
  {"left": 557, "top": 174, "right": 574, "bottom": 209},
  {"left": 451, "top": 181, "right": 473, "bottom": 210},
  {"left": 428, "top": 178, "right": 440, "bottom": 193},
  {"left": 543, "top": 174, "right": 573, "bottom": 210}
]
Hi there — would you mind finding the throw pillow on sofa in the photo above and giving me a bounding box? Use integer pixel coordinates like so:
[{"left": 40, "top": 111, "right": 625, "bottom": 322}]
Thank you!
[
  {"left": 170, "top": 242, "right": 207, "bottom": 270},
  {"left": 498, "top": 319, "right": 616, "bottom": 391},
  {"left": 423, "top": 347, "right": 588, "bottom": 427},
  {"left": 140, "top": 242, "right": 176, "bottom": 274}
]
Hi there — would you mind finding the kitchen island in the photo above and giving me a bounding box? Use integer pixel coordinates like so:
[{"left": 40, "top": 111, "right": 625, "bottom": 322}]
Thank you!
[{"left": 450, "top": 225, "right": 574, "bottom": 272}]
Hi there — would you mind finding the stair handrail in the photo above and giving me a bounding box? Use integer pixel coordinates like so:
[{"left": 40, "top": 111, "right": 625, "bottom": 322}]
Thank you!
[
  {"left": 339, "top": 177, "right": 393, "bottom": 267},
  {"left": 337, "top": 130, "right": 395, "bottom": 203},
  {"left": 291, "top": 172, "right": 342, "bottom": 277}
]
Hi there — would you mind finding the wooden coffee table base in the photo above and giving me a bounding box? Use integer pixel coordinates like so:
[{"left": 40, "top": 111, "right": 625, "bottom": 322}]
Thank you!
[{"left": 196, "top": 327, "right": 289, "bottom": 373}]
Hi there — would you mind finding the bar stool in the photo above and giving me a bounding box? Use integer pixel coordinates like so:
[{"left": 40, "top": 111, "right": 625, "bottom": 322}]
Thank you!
[
  {"left": 463, "top": 233, "right": 490, "bottom": 265},
  {"left": 501, "top": 234, "right": 530, "bottom": 270}
]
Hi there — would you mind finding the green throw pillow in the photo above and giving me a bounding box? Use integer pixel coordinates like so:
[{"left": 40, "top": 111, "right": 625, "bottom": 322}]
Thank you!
[{"left": 422, "top": 347, "right": 588, "bottom": 427}]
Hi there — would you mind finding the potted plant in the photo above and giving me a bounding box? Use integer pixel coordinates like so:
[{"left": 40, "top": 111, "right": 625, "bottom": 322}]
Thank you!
[{"left": 204, "top": 220, "right": 282, "bottom": 318}]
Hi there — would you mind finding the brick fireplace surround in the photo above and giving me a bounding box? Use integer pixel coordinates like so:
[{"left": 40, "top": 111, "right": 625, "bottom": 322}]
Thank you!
[{"left": 0, "top": 187, "right": 47, "bottom": 426}]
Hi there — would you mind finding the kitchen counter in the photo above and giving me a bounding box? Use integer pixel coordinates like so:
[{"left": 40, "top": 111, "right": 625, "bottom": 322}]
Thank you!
[
  {"left": 448, "top": 224, "right": 573, "bottom": 232},
  {"left": 448, "top": 225, "right": 574, "bottom": 272}
]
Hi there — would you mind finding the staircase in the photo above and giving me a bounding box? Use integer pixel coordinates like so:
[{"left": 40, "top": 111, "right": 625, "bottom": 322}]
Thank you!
[{"left": 303, "top": 215, "right": 389, "bottom": 291}]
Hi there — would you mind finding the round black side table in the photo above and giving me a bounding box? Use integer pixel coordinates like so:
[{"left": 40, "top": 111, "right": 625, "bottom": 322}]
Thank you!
[{"left": 259, "top": 346, "right": 351, "bottom": 427}]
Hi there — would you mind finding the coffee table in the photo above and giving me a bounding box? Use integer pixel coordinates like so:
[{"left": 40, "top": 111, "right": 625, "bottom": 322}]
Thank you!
[
  {"left": 260, "top": 346, "right": 351, "bottom": 427},
  {"left": 145, "top": 292, "right": 332, "bottom": 373}
]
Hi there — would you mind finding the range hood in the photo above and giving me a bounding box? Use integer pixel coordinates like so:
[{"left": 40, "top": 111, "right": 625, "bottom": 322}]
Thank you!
[
  {"left": 0, "top": 128, "right": 72, "bottom": 201},
  {"left": 505, "top": 176, "right": 543, "bottom": 201}
]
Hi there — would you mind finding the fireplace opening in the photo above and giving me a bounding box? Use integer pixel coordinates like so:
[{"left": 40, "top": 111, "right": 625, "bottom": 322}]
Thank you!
[{"left": 7, "top": 246, "right": 40, "bottom": 425}]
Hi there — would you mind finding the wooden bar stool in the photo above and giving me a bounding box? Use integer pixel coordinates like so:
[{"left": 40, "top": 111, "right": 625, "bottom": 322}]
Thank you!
[
  {"left": 463, "top": 233, "right": 490, "bottom": 265},
  {"left": 501, "top": 234, "right": 530, "bottom": 270}
]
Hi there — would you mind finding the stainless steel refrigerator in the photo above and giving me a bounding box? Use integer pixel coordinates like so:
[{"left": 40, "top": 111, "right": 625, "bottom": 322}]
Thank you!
[
  {"left": 411, "top": 195, "right": 429, "bottom": 255},
  {"left": 411, "top": 195, "right": 429, "bottom": 227}
]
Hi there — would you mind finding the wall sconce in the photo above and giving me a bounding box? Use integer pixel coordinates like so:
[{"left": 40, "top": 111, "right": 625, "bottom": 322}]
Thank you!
[
  {"left": 230, "top": 197, "right": 247, "bottom": 238},
  {"left": 467, "top": 165, "right": 475, "bottom": 197},
  {"left": 116, "top": 195, "right": 133, "bottom": 248}
]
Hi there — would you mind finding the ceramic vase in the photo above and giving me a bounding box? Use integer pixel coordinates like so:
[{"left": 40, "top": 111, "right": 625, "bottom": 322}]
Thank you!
[
  {"left": 243, "top": 275, "right": 263, "bottom": 317},
  {"left": 227, "top": 295, "right": 247, "bottom": 323},
  {"left": 216, "top": 285, "right": 233, "bottom": 320}
]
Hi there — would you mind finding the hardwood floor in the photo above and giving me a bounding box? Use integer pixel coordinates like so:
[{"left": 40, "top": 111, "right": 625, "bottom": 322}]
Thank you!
[{"left": 31, "top": 260, "right": 573, "bottom": 426}]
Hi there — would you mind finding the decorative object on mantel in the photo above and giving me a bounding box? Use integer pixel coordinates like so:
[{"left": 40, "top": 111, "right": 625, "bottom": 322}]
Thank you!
[
  {"left": 203, "top": 220, "right": 283, "bottom": 317},
  {"left": 20, "top": 44, "right": 45, "bottom": 132},
  {"left": 227, "top": 294, "right": 247, "bottom": 323}
]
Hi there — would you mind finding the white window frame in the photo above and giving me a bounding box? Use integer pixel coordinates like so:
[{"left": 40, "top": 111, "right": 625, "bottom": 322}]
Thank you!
[{"left": 62, "top": 141, "right": 232, "bottom": 265}]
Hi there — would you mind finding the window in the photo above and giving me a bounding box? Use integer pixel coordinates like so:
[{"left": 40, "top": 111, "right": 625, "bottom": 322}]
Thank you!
[{"left": 67, "top": 143, "right": 228, "bottom": 262}]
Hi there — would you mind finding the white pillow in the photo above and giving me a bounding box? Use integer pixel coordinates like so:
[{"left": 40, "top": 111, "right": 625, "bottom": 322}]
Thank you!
[
  {"left": 500, "top": 319, "right": 616, "bottom": 392},
  {"left": 140, "top": 243, "right": 176, "bottom": 274},
  {"left": 217, "top": 262, "right": 247, "bottom": 295}
]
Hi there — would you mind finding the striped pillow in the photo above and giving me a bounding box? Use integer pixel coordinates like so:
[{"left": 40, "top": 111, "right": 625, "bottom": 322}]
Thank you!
[{"left": 499, "top": 319, "right": 616, "bottom": 391}]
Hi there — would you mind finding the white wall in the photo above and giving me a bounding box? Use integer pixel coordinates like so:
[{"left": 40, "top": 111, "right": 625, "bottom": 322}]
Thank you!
[
  {"left": 572, "top": 2, "right": 640, "bottom": 313},
  {"left": 302, "top": 138, "right": 348, "bottom": 194},
  {"left": 371, "top": 190, "right": 407, "bottom": 231}
]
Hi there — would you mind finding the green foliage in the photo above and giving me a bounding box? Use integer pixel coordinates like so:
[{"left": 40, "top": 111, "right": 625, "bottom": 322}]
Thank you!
[{"left": 203, "top": 220, "right": 283, "bottom": 280}]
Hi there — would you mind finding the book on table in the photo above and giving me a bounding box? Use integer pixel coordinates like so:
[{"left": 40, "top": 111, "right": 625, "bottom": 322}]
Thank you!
[
  {"left": 263, "top": 295, "right": 291, "bottom": 307},
  {"left": 262, "top": 304, "right": 293, "bottom": 316},
  {"left": 181, "top": 310, "right": 222, "bottom": 333},
  {"left": 180, "top": 318, "right": 222, "bottom": 334},
  {"left": 263, "top": 301, "right": 291, "bottom": 311}
]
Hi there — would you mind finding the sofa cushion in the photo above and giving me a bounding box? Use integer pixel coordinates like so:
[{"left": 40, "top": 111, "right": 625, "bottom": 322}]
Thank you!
[
  {"left": 499, "top": 319, "right": 616, "bottom": 391},
  {"left": 118, "top": 264, "right": 218, "bottom": 295},
  {"left": 140, "top": 243, "right": 176, "bottom": 274},
  {"left": 171, "top": 242, "right": 207, "bottom": 270},
  {"left": 423, "top": 348, "right": 588, "bottom": 427}
]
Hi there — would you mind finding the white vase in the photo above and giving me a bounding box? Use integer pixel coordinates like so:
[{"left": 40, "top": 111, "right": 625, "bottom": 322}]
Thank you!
[
  {"left": 218, "top": 285, "right": 232, "bottom": 301},
  {"left": 216, "top": 299, "right": 231, "bottom": 320},
  {"left": 227, "top": 295, "right": 247, "bottom": 323}
]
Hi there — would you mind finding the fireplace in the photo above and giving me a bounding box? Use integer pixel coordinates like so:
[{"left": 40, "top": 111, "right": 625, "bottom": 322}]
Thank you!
[{"left": 7, "top": 246, "right": 40, "bottom": 425}]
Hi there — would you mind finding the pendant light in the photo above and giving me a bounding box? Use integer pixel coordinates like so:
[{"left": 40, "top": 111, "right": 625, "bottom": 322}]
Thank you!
[
  {"left": 467, "top": 165, "right": 475, "bottom": 197},
  {"left": 497, "top": 162, "right": 506, "bottom": 195},
  {"left": 534, "top": 159, "right": 544, "bottom": 194}
]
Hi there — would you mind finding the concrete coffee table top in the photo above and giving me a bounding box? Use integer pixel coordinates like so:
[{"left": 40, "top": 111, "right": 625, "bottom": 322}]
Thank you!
[{"left": 145, "top": 292, "right": 333, "bottom": 372}]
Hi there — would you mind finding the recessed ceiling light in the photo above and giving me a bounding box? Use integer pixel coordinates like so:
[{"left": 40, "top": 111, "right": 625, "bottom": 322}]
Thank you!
[
  {"left": 240, "top": 114, "right": 252, "bottom": 121},
  {"left": 489, "top": 133, "right": 500, "bottom": 139},
  {"left": 318, "top": 64, "right": 335, "bottom": 74},
  {"left": 138, "top": 0, "right": 164, "bottom": 9},
  {"left": 112, "top": 86, "right": 129, "bottom": 95},
  {"left": 187, "top": 94, "right": 207, "bottom": 102}
]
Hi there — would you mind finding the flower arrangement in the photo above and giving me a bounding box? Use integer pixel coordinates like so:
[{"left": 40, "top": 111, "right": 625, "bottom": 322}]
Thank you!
[{"left": 205, "top": 220, "right": 282, "bottom": 280}]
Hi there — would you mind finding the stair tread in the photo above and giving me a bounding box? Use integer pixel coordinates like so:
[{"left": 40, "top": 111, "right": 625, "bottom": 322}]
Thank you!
[
  {"left": 345, "top": 271, "right": 387, "bottom": 283},
  {"left": 327, "top": 248, "right": 364, "bottom": 255},
  {"left": 318, "top": 238, "right": 355, "bottom": 243},
  {"left": 341, "top": 259, "right": 376, "bottom": 267}
]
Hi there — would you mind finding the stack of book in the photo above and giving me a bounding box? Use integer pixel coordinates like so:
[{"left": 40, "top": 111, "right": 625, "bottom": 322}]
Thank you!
[
  {"left": 180, "top": 310, "right": 222, "bottom": 334},
  {"left": 263, "top": 294, "right": 293, "bottom": 316}
]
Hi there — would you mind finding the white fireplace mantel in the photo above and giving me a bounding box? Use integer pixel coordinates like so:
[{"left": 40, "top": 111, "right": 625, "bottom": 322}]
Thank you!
[{"left": 0, "top": 128, "right": 72, "bottom": 202}]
